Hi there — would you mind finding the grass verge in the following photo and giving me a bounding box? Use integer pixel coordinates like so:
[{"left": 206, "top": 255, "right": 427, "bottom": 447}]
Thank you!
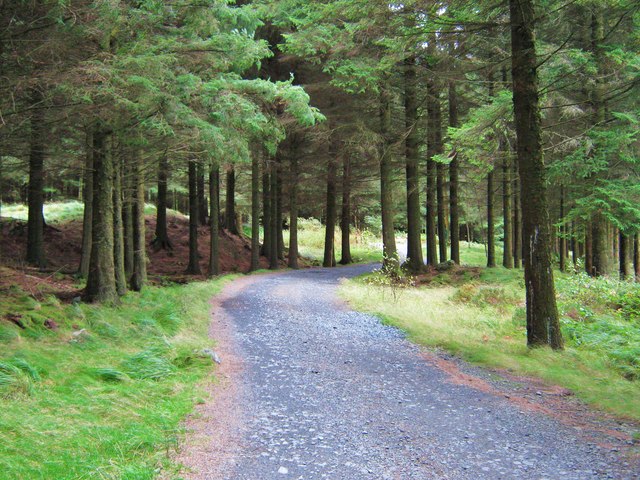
[
  {"left": 339, "top": 267, "right": 640, "bottom": 421},
  {"left": 0, "top": 276, "right": 234, "bottom": 479}
]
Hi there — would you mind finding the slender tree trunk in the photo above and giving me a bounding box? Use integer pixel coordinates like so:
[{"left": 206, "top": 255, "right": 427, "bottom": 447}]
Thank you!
[
  {"left": 250, "top": 153, "right": 260, "bottom": 271},
  {"left": 405, "top": 55, "right": 424, "bottom": 272},
  {"left": 634, "top": 233, "right": 640, "bottom": 282},
  {"left": 152, "top": 150, "right": 172, "bottom": 250},
  {"left": 437, "top": 166, "right": 447, "bottom": 264},
  {"left": 186, "top": 160, "right": 201, "bottom": 275},
  {"left": 26, "top": 89, "right": 46, "bottom": 268},
  {"left": 430, "top": 82, "right": 447, "bottom": 264},
  {"left": 379, "top": 87, "right": 398, "bottom": 271},
  {"left": 225, "top": 166, "right": 238, "bottom": 234},
  {"left": 592, "top": 213, "right": 610, "bottom": 276},
  {"left": 85, "top": 128, "right": 117, "bottom": 303},
  {"left": 79, "top": 130, "right": 93, "bottom": 277},
  {"left": 559, "top": 185, "right": 566, "bottom": 272},
  {"left": 130, "top": 151, "right": 147, "bottom": 291},
  {"left": 323, "top": 138, "right": 338, "bottom": 268},
  {"left": 585, "top": 224, "right": 593, "bottom": 275},
  {"left": 512, "top": 159, "right": 522, "bottom": 268},
  {"left": 197, "top": 161, "right": 207, "bottom": 226},
  {"left": 502, "top": 145, "right": 514, "bottom": 269},
  {"left": 288, "top": 146, "right": 300, "bottom": 269},
  {"left": 339, "top": 154, "right": 352, "bottom": 265},
  {"left": 486, "top": 170, "right": 496, "bottom": 268},
  {"left": 276, "top": 154, "right": 284, "bottom": 260},
  {"left": 510, "top": 0, "right": 563, "bottom": 349},
  {"left": 619, "top": 232, "right": 631, "bottom": 280},
  {"left": 449, "top": 81, "right": 460, "bottom": 265},
  {"left": 261, "top": 160, "right": 271, "bottom": 258},
  {"left": 269, "top": 156, "right": 279, "bottom": 270},
  {"left": 209, "top": 163, "right": 220, "bottom": 276},
  {"left": 112, "top": 143, "right": 127, "bottom": 296}
]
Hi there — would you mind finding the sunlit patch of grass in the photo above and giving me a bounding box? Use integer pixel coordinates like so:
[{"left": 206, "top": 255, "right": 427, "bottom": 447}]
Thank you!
[
  {"left": 0, "top": 276, "right": 235, "bottom": 479},
  {"left": 340, "top": 271, "right": 640, "bottom": 421}
]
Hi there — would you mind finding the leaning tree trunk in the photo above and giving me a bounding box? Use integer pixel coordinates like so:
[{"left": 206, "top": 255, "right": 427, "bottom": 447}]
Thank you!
[
  {"left": 486, "top": 169, "right": 496, "bottom": 268},
  {"left": 339, "top": 153, "right": 352, "bottom": 265},
  {"left": 323, "top": 141, "right": 338, "bottom": 268},
  {"left": 405, "top": 55, "right": 424, "bottom": 272},
  {"left": 186, "top": 159, "right": 201, "bottom": 275},
  {"left": 152, "top": 150, "right": 172, "bottom": 250},
  {"left": 250, "top": 153, "right": 260, "bottom": 272},
  {"left": 130, "top": 151, "right": 147, "bottom": 291},
  {"left": 288, "top": 144, "right": 300, "bottom": 269},
  {"left": 85, "top": 128, "right": 118, "bottom": 303},
  {"left": 510, "top": 0, "right": 563, "bottom": 349},
  {"left": 209, "top": 163, "right": 220, "bottom": 276},
  {"left": 79, "top": 129, "right": 94, "bottom": 277},
  {"left": 225, "top": 166, "right": 238, "bottom": 235},
  {"left": 112, "top": 143, "right": 127, "bottom": 296},
  {"left": 379, "top": 86, "right": 398, "bottom": 271},
  {"left": 26, "top": 89, "right": 46, "bottom": 268},
  {"left": 449, "top": 81, "right": 460, "bottom": 264}
]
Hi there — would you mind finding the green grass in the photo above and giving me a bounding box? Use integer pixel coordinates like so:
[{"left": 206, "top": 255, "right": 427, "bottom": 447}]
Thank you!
[
  {"left": 1, "top": 201, "right": 182, "bottom": 224},
  {"left": 0, "top": 276, "right": 234, "bottom": 479},
  {"left": 339, "top": 268, "right": 640, "bottom": 421}
]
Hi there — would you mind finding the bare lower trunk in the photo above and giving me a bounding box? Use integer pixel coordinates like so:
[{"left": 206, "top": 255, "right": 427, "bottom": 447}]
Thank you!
[
  {"left": 251, "top": 154, "right": 260, "bottom": 272},
  {"left": 486, "top": 170, "right": 496, "bottom": 268},
  {"left": 79, "top": 130, "right": 93, "bottom": 277},
  {"left": 152, "top": 151, "right": 172, "bottom": 250},
  {"left": 197, "top": 161, "right": 207, "bottom": 226},
  {"left": 261, "top": 161, "right": 271, "bottom": 258},
  {"left": 269, "top": 156, "right": 279, "bottom": 270},
  {"left": 288, "top": 142, "right": 299, "bottom": 269},
  {"left": 634, "top": 233, "right": 640, "bottom": 282},
  {"left": 512, "top": 159, "right": 522, "bottom": 268},
  {"left": 225, "top": 166, "right": 238, "bottom": 235},
  {"left": 449, "top": 81, "right": 460, "bottom": 264},
  {"left": 619, "top": 232, "right": 631, "bottom": 280},
  {"left": 379, "top": 87, "right": 398, "bottom": 271},
  {"left": 323, "top": 138, "right": 338, "bottom": 268},
  {"left": 209, "top": 163, "right": 220, "bottom": 276},
  {"left": 130, "top": 152, "right": 147, "bottom": 291},
  {"left": 510, "top": 0, "right": 563, "bottom": 349},
  {"left": 502, "top": 146, "right": 514, "bottom": 269},
  {"left": 113, "top": 143, "right": 127, "bottom": 296},
  {"left": 186, "top": 160, "right": 201, "bottom": 275},
  {"left": 26, "top": 89, "right": 46, "bottom": 268},
  {"left": 339, "top": 154, "right": 352, "bottom": 265}
]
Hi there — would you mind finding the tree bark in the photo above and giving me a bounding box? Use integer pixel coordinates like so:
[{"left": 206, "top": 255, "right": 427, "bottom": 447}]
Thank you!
[
  {"left": 559, "top": 185, "right": 566, "bottom": 272},
  {"left": 619, "top": 232, "right": 631, "bottom": 280},
  {"left": 250, "top": 153, "right": 261, "bottom": 271},
  {"left": 85, "top": 128, "right": 117, "bottom": 303},
  {"left": 225, "top": 166, "right": 238, "bottom": 234},
  {"left": 112, "top": 142, "right": 127, "bottom": 296},
  {"left": 634, "top": 233, "right": 640, "bottom": 282},
  {"left": 502, "top": 145, "right": 514, "bottom": 269},
  {"left": 186, "top": 159, "right": 201, "bottom": 275},
  {"left": 197, "top": 161, "right": 207, "bottom": 226},
  {"left": 269, "top": 155, "right": 279, "bottom": 270},
  {"left": 79, "top": 129, "right": 93, "bottom": 277},
  {"left": 26, "top": 89, "right": 46, "bottom": 268},
  {"left": 379, "top": 87, "right": 398, "bottom": 271},
  {"left": 261, "top": 160, "right": 271, "bottom": 258},
  {"left": 512, "top": 159, "right": 522, "bottom": 268},
  {"left": 209, "top": 163, "right": 220, "bottom": 276},
  {"left": 323, "top": 137, "right": 338, "bottom": 268},
  {"left": 486, "top": 170, "right": 496, "bottom": 268},
  {"left": 585, "top": 223, "right": 593, "bottom": 275},
  {"left": 339, "top": 153, "right": 352, "bottom": 265},
  {"left": 152, "top": 150, "right": 172, "bottom": 250},
  {"left": 592, "top": 213, "right": 610, "bottom": 276},
  {"left": 510, "top": 0, "right": 563, "bottom": 349},
  {"left": 448, "top": 81, "right": 460, "bottom": 265},
  {"left": 276, "top": 153, "right": 284, "bottom": 260},
  {"left": 130, "top": 151, "right": 147, "bottom": 291},
  {"left": 288, "top": 144, "right": 299, "bottom": 269},
  {"left": 405, "top": 55, "right": 424, "bottom": 272}
]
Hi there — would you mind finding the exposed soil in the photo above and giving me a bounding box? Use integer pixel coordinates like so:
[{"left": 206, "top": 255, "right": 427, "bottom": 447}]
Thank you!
[{"left": 0, "top": 214, "right": 287, "bottom": 301}]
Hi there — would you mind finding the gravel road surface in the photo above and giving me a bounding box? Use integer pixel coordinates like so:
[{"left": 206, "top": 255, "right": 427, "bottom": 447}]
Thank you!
[{"left": 183, "top": 264, "right": 638, "bottom": 480}]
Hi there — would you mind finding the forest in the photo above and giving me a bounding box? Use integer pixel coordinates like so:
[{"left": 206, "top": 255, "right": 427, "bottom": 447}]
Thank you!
[{"left": 0, "top": 0, "right": 639, "bottom": 479}]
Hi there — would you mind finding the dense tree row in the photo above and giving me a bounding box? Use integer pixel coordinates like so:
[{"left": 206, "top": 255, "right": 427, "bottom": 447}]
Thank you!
[{"left": 1, "top": 1, "right": 638, "bottom": 349}]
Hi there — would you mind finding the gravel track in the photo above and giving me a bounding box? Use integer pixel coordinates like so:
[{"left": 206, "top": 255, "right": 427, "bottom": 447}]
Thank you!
[{"left": 187, "top": 264, "right": 638, "bottom": 480}]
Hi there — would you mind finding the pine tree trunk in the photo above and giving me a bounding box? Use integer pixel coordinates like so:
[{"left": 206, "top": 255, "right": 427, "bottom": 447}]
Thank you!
[
  {"left": 585, "top": 224, "right": 593, "bottom": 275},
  {"left": 130, "top": 152, "right": 147, "bottom": 291},
  {"left": 512, "top": 159, "right": 522, "bottom": 268},
  {"left": 323, "top": 139, "right": 338, "bottom": 268},
  {"left": 405, "top": 55, "right": 424, "bottom": 272},
  {"left": 379, "top": 87, "right": 398, "bottom": 271},
  {"left": 559, "top": 185, "right": 566, "bottom": 272},
  {"left": 486, "top": 170, "right": 496, "bottom": 268},
  {"left": 112, "top": 143, "right": 127, "bottom": 296},
  {"left": 288, "top": 145, "right": 299, "bottom": 269},
  {"left": 276, "top": 154, "right": 284, "bottom": 260},
  {"left": 339, "top": 154, "right": 352, "bottom": 265},
  {"left": 437, "top": 166, "right": 448, "bottom": 263},
  {"left": 502, "top": 144, "right": 514, "bottom": 269},
  {"left": 619, "top": 232, "right": 631, "bottom": 280},
  {"left": 510, "top": 0, "right": 563, "bottom": 349},
  {"left": 122, "top": 155, "right": 135, "bottom": 277},
  {"left": 225, "top": 166, "right": 238, "bottom": 235},
  {"left": 592, "top": 213, "right": 610, "bottom": 276},
  {"left": 449, "top": 81, "right": 460, "bottom": 265},
  {"left": 571, "top": 222, "right": 579, "bottom": 267},
  {"left": 79, "top": 130, "right": 93, "bottom": 278},
  {"left": 26, "top": 89, "right": 46, "bottom": 268},
  {"left": 269, "top": 156, "right": 279, "bottom": 270},
  {"left": 261, "top": 161, "right": 271, "bottom": 258},
  {"left": 85, "top": 128, "right": 117, "bottom": 303},
  {"left": 430, "top": 82, "right": 447, "bottom": 264},
  {"left": 634, "top": 233, "right": 640, "bottom": 282},
  {"left": 250, "top": 153, "right": 260, "bottom": 271},
  {"left": 197, "top": 161, "right": 207, "bottom": 226},
  {"left": 209, "top": 163, "right": 220, "bottom": 276},
  {"left": 186, "top": 159, "right": 201, "bottom": 275},
  {"left": 152, "top": 151, "right": 172, "bottom": 250}
]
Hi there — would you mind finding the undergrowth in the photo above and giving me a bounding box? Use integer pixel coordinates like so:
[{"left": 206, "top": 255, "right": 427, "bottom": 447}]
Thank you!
[
  {"left": 341, "top": 267, "right": 640, "bottom": 420},
  {"left": 0, "top": 276, "right": 233, "bottom": 479}
]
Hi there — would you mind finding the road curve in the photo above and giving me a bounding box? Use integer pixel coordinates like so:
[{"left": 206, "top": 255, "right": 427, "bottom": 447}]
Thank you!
[{"left": 182, "top": 264, "right": 637, "bottom": 480}]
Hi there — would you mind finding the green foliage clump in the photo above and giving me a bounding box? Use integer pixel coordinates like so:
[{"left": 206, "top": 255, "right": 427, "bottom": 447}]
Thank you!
[{"left": 0, "top": 359, "right": 40, "bottom": 398}]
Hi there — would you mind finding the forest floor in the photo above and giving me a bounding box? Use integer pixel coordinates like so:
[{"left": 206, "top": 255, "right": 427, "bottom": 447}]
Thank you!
[{"left": 176, "top": 264, "right": 639, "bottom": 480}]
